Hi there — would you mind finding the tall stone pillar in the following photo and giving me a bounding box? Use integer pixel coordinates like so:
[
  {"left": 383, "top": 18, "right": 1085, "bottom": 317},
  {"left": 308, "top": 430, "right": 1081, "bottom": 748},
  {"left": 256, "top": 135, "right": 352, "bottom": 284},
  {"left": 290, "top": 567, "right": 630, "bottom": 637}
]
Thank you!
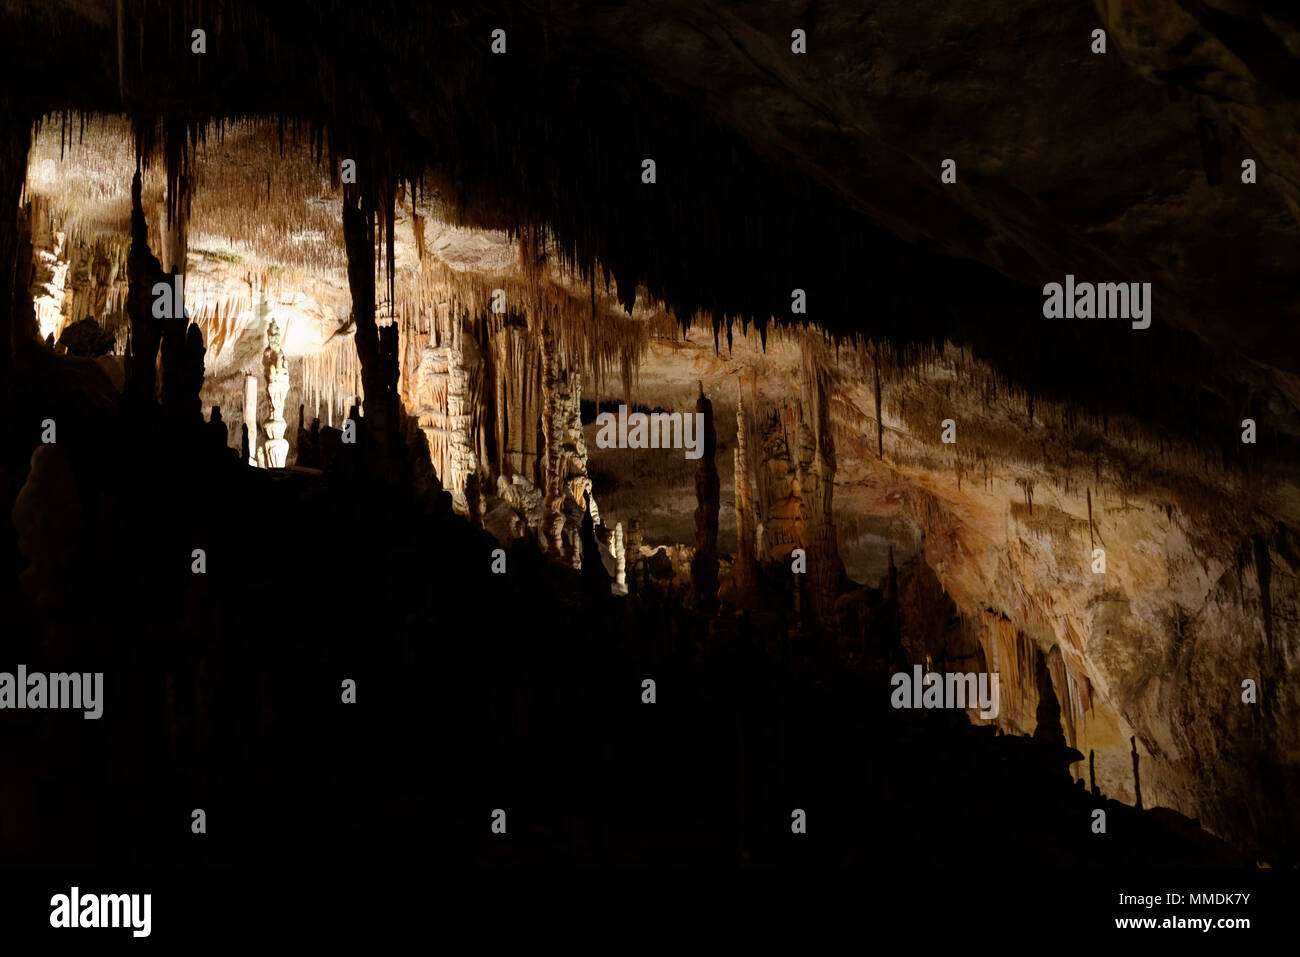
[
  {"left": 124, "top": 171, "right": 165, "bottom": 405},
  {"left": 262, "top": 319, "right": 290, "bottom": 468},
  {"left": 540, "top": 327, "right": 566, "bottom": 557},
  {"left": 613, "top": 522, "right": 628, "bottom": 596}
]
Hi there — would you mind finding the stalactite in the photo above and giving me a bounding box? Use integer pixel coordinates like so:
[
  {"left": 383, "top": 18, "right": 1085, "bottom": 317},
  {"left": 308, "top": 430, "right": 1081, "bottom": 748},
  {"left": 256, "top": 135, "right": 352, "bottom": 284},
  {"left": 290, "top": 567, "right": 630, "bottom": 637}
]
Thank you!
[
  {"left": 124, "top": 168, "right": 166, "bottom": 404},
  {"left": 1016, "top": 477, "right": 1035, "bottom": 516},
  {"left": 342, "top": 186, "right": 407, "bottom": 486},
  {"left": 301, "top": 334, "right": 362, "bottom": 437},
  {"left": 1087, "top": 487, "right": 1094, "bottom": 549},
  {"left": 487, "top": 319, "right": 542, "bottom": 481},
  {"left": 409, "top": 305, "right": 480, "bottom": 513},
  {"left": 873, "top": 345, "right": 883, "bottom": 460}
]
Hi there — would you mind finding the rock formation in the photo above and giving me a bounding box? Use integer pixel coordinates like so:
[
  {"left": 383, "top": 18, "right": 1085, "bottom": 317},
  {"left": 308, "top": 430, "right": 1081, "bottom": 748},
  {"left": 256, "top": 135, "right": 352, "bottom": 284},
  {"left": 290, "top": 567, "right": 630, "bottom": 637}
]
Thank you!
[
  {"left": 2, "top": 0, "right": 1297, "bottom": 888},
  {"left": 261, "top": 319, "right": 290, "bottom": 468}
]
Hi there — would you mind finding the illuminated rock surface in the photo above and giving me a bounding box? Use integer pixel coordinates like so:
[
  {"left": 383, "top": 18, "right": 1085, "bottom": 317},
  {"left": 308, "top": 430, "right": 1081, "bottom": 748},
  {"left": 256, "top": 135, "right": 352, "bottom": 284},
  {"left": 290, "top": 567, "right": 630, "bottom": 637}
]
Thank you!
[{"left": 0, "top": 0, "right": 1296, "bottom": 870}]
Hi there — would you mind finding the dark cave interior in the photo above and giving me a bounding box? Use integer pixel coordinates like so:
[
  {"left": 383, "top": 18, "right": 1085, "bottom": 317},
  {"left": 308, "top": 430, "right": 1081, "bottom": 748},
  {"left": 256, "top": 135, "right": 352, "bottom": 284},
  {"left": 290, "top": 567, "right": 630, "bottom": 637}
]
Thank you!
[{"left": 1, "top": 0, "right": 1298, "bottom": 898}]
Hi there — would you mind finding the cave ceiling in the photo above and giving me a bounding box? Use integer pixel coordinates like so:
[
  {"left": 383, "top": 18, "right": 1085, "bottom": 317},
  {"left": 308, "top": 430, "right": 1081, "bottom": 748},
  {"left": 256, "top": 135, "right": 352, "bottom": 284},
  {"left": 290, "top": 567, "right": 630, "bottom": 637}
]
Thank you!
[{"left": 9, "top": 1, "right": 1300, "bottom": 436}]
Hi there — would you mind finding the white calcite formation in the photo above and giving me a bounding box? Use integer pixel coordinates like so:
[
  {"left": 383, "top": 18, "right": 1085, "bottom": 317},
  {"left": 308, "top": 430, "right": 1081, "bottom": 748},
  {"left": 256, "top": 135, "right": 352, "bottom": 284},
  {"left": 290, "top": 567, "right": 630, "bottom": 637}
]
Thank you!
[
  {"left": 261, "top": 319, "right": 290, "bottom": 468},
  {"left": 541, "top": 329, "right": 594, "bottom": 566},
  {"left": 613, "top": 522, "right": 628, "bottom": 596},
  {"left": 410, "top": 310, "right": 482, "bottom": 515},
  {"left": 29, "top": 197, "right": 71, "bottom": 342}
]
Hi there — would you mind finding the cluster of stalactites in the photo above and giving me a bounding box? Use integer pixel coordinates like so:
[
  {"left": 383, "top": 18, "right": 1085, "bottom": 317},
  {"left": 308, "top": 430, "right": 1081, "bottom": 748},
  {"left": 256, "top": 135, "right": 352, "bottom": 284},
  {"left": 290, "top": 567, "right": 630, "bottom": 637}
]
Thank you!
[
  {"left": 301, "top": 334, "right": 362, "bottom": 429},
  {"left": 26, "top": 115, "right": 141, "bottom": 252},
  {"left": 735, "top": 334, "right": 843, "bottom": 612},
  {"left": 394, "top": 253, "right": 650, "bottom": 400},
  {"left": 25, "top": 194, "right": 132, "bottom": 344}
]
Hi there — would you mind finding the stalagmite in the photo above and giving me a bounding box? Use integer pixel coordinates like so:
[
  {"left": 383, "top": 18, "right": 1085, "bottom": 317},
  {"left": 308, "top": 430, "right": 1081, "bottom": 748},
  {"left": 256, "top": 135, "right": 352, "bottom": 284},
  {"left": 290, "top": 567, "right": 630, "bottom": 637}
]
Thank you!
[
  {"left": 613, "top": 522, "right": 628, "bottom": 596},
  {"left": 262, "top": 318, "right": 290, "bottom": 468},
  {"left": 563, "top": 371, "right": 592, "bottom": 524},
  {"left": 535, "top": 324, "right": 591, "bottom": 564},
  {"left": 124, "top": 169, "right": 165, "bottom": 405},
  {"left": 159, "top": 317, "right": 205, "bottom": 425},
  {"left": 158, "top": 258, "right": 204, "bottom": 425}
]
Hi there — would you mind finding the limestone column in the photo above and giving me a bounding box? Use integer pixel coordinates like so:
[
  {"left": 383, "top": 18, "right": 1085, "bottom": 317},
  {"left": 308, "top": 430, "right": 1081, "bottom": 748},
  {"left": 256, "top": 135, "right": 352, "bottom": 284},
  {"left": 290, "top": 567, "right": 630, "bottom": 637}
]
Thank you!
[
  {"left": 613, "top": 522, "right": 628, "bottom": 596},
  {"left": 563, "top": 369, "right": 593, "bottom": 567},
  {"left": 540, "top": 326, "right": 566, "bottom": 556},
  {"left": 262, "top": 319, "right": 290, "bottom": 468}
]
